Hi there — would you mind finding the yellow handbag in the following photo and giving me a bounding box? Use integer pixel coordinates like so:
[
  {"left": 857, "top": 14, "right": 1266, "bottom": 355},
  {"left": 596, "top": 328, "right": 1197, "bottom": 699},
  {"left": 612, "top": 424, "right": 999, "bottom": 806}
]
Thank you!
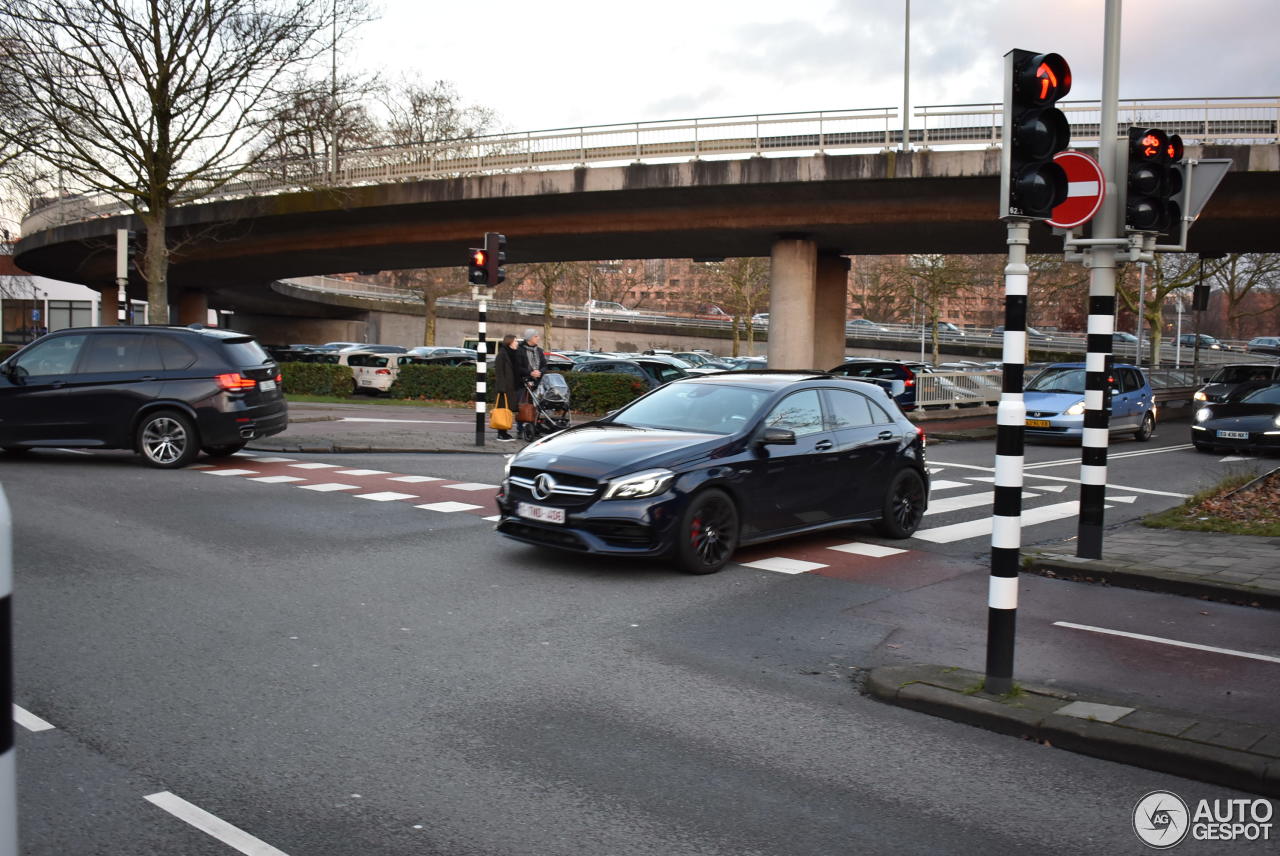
[{"left": 490, "top": 393, "right": 514, "bottom": 431}]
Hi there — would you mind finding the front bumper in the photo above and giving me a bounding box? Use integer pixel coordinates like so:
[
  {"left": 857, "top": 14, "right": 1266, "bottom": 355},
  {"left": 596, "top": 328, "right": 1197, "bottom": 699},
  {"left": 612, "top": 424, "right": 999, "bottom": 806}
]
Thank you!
[
  {"left": 494, "top": 486, "right": 684, "bottom": 557},
  {"left": 1192, "top": 424, "right": 1280, "bottom": 451}
]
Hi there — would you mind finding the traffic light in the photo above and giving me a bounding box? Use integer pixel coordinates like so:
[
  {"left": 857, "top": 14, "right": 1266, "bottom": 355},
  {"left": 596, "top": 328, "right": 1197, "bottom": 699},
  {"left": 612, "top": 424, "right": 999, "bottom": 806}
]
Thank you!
[
  {"left": 1000, "top": 49, "right": 1072, "bottom": 220},
  {"left": 483, "top": 232, "right": 506, "bottom": 285},
  {"left": 1125, "top": 128, "right": 1184, "bottom": 234},
  {"left": 467, "top": 247, "right": 488, "bottom": 285}
]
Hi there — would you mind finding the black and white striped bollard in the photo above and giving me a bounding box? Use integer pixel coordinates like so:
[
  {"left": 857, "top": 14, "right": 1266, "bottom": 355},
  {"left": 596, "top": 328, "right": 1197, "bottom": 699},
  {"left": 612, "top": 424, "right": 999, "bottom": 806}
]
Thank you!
[
  {"left": 986, "top": 220, "right": 1030, "bottom": 695},
  {"left": 474, "top": 292, "right": 487, "bottom": 447},
  {"left": 0, "top": 487, "right": 16, "bottom": 851},
  {"left": 1077, "top": 294, "right": 1115, "bottom": 557}
]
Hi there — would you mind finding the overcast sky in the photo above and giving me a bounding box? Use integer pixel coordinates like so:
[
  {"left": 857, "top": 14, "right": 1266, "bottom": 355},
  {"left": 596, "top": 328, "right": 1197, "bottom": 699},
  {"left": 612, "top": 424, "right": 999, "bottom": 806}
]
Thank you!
[{"left": 353, "top": 0, "right": 1277, "bottom": 134}]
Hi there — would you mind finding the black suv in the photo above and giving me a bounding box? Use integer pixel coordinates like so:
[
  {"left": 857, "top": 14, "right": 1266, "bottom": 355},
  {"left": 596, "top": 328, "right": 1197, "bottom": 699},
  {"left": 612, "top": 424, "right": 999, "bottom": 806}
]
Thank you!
[{"left": 0, "top": 325, "right": 287, "bottom": 467}]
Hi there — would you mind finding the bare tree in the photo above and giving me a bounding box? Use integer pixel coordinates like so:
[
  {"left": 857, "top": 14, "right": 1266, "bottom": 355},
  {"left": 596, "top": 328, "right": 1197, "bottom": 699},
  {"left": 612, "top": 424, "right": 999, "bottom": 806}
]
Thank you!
[
  {"left": 1209, "top": 253, "right": 1280, "bottom": 339},
  {"left": 375, "top": 268, "right": 468, "bottom": 346},
  {"left": 0, "top": 0, "right": 368, "bottom": 322},
  {"left": 1115, "top": 254, "right": 1230, "bottom": 365},
  {"left": 899, "top": 254, "right": 976, "bottom": 365},
  {"left": 380, "top": 77, "right": 500, "bottom": 149},
  {"left": 700, "top": 259, "right": 769, "bottom": 356},
  {"left": 849, "top": 256, "right": 913, "bottom": 324}
]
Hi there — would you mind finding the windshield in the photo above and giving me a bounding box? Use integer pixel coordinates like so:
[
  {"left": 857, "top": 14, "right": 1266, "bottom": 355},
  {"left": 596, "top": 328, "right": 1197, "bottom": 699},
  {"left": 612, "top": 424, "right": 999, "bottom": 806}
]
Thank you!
[
  {"left": 1027, "top": 367, "right": 1086, "bottom": 394},
  {"left": 610, "top": 382, "right": 768, "bottom": 434},
  {"left": 1212, "top": 366, "right": 1272, "bottom": 384},
  {"left": 1240, "top": 384, "right": 1280, "bottom": 405}
]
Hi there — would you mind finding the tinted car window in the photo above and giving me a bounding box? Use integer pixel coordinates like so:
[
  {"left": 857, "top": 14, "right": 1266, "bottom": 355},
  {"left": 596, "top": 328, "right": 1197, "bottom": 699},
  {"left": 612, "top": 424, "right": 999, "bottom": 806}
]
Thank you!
[
  {"left": 11, "top": 334, "right": 87, "bottom": 377},
  {"left": 825, "top": 388, "right": 875, "bottom": 429},
  {"left": 157, "top": 336, "right": 197, "bottom": 370},
  {"left": 611, "top": 382, "right": 766, "bottom": 434},
  {"left": 1241, "top": 385, "right": 1280, "bottom": 405},
  {"left": 218, "top": 337, "right": 271, "bottom": 367},
  {"left": 764, "top": 390, "right": 824, "bottom": 436},
  {"left": 78, "top": 333, "right": 159, "bottom": 373}
]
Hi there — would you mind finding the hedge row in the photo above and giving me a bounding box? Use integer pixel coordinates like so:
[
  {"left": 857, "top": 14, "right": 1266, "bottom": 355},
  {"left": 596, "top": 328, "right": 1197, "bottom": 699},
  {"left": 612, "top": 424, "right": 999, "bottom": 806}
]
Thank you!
[{"left": 278, "top": 362, "right": 643, "bottom": 414}]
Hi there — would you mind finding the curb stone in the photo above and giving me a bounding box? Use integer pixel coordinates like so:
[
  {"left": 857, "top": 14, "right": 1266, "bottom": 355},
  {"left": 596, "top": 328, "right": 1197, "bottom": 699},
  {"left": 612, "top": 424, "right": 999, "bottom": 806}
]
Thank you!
[
  {"left": 1027, "top": 554, "right": 1280, "bottom": 611},
  {"left": 865, "top": 664, "right": 1280, "bottom": 797}
]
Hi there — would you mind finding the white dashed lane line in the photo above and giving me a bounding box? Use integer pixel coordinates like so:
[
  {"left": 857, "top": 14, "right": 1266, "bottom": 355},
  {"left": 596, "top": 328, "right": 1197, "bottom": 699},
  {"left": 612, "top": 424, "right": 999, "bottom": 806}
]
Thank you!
[
  {"left": 145, "top": 791, "right": 292, "bottom": 856},
  {"left": 354, "top": 491, "right": 419, "bottom": 502},
  {"left": 295, "top": 483, "right": 361, "bottom": 492},
  {"left": 13, "top": 705, "right": 55, "bottom": 732}
]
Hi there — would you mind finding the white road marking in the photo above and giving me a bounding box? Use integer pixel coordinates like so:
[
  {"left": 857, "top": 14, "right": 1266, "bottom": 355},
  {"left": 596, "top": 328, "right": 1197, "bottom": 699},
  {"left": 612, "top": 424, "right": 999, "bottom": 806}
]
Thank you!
[
  {"left": 387, "top": 475, "right": 442, "bottom": 483},
  {"left": 1219, "top": 455, "right": 1250, "bottom": 462},
  {"left": 483, "top": 515, "right": 502, "bottom": 521},
  {"left": 287, "top": 462, "right": 340, "bottom": 470},
  {"left": 1054, "top": 622, "right": 1280, "bottom": 665},
  {"left": 144, "top": 791, "right": 291, "bottom": 856},
  {"left": 442, "top": 482, "right": 498, "bottom": 491},
  {"left": 245, "top": 456, "right": 296, "bottom": 463},
  {"left": 740, "top": 557, "right": 828, "bottom": 574},
  {"left": 247, "top": 475, "right": 306, "bottom": 484},
  {"left": 201, "top": 469, "right": 259, "bottom": 477},
  {"left": 54, "top": 448, "right": 93, "bottom": 455},
  {"left": 13, "top": 705, "right": 55, "bottom": 732},
  {"left": 295, "top": 483, "right": 360, "bottom": 492},
  {"left": 1022, "top": 444, "right": 1194, "bottom": 469},
  {"left": 928, "top": 480, "right": 969, "bottom": 491},
  {"left": 924, "top": 489, "right": 1040, "bottom": 517},
  {"left": 335, "top": 469, "right": 388, "bottom": 476},
  {"left": 354, "top": 491, "right": 419, "bottom": 502},
  {"left": 1108, "top": 495, "right": 1138, "bottom": 503},
  {"left": 826, "top": 542, "right": 907, "bottom": 558},
  {"left": 913, "top": 500, "right": 1112, "bottom": 544},
  {"left": 416, "top": 501, "right": 484, "bottom": 513},
  {"left": 930, "top": 460, "right": 1191, "bottom": 498}
]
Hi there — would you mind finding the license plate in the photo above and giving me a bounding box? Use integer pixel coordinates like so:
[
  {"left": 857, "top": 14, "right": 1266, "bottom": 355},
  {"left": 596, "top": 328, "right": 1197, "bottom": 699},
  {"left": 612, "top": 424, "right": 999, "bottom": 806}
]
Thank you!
[
  {"left": 259, "top": 379, "right": 277, "bottom": 391},
  {"left": 1026, "top": 419, "right": 1051, "bottom": 428},
  {"left": 517, "top": 502, "right": 565, "bottom": 525},
  {"left": 1216, "top": 430, "right": 1249, "bottom": 439}
]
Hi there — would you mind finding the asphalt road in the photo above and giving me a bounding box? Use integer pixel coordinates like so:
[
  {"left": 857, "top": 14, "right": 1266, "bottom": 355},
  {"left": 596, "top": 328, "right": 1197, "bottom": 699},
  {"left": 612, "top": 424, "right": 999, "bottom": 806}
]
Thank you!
[{"left": 3, "top": 444, "right": 1275, "bottom": 856}]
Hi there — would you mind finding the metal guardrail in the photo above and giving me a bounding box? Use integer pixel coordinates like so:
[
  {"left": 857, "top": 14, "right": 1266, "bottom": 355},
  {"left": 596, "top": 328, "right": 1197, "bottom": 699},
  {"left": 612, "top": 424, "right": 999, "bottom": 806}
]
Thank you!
[{"left": 22, "top": 97, "right": 1278, "bottom": 234}]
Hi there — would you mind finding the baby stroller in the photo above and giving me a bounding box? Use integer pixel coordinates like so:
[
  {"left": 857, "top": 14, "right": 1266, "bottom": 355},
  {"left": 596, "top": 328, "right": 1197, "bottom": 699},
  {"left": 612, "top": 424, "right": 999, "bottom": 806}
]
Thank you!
[{"left": 525, "top": 372, "right": 572, "bottom": 438}]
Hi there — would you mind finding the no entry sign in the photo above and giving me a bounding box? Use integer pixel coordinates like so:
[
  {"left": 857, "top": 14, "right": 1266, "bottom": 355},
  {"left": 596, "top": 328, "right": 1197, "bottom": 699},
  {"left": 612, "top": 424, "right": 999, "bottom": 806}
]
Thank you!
[{"left": 1047, "top": 150, "right": 1105, "bottom": 229}]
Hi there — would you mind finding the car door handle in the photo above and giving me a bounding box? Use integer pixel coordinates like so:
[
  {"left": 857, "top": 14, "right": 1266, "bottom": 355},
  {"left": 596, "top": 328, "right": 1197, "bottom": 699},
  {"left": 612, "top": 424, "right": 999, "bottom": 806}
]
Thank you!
[
  {"left": 50, "top": 381, "right": 65, "bottom": 389},
  {"left": 814, "top": 440, "right": 834, "bottom": 451},
  {"left": 140, "top": 376, "right": 157, "bottom": 381},
  {"left": 878, "top": 431, "right": 894, "bottom": 440}
]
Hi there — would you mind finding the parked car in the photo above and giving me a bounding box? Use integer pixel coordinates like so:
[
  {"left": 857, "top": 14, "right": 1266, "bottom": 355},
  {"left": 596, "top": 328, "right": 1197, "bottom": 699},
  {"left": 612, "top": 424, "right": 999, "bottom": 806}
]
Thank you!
[
  {"left": 826, "top": 359, "right": 928, "bottom": 411},
  {"left": 1246, "top": 336, "right": 1280, "bottom": 356},
  {"left": 584, "top": 300, "right": 637, "bottom": 317},
  {"left": 1193, "top": 363, "right": 1280, "bottom": 403},
  {"left": 1023, "top": 362, "right": 1156, "bottom": 441},
  {"left": 495, "top": 372, "right": 929, "bottom": 574},
  {"left": 1178, "top": 333, "right": 1228, "bottom": 351},
  {"left": 0, "top": 325, "right": 287, "bottom": 467},
  {"left": 992, "top": 325, "right": 1053, "bottom": 341},
  {"left": 570, "top": 358, "right": 689, "bottom": 390},
  {"left": 315, "top": 341, "right": 363, "bottom": 351},
  {"left": 750, "top": 313, "right": 769, "bottom": 327},
  {"left": 338, "top": 344, "right": 407, "bottom": 355},
  {"left": 1192, "top": 381, "right": 1280, "bottom": 453},
  {"left": 544, "top": 351, "right": 576, "bottom": 371},
  {"left": 408, "top": 346, "right": 478, "bottom": 360}
]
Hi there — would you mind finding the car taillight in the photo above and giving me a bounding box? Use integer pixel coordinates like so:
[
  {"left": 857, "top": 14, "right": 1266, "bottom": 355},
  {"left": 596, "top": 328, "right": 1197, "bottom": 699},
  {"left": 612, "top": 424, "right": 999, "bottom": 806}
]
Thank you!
[
  {"left": 275, "top": 373, "right": 282, "bottom": 382},
  {"left": 215, "top": 373, "right": 256, "bottom": 390},
  {"left": 375, "top": 369, "right": 392, "bottom": 375},
  {"left": 916, "top": 425, "right": 927, "bottom": 448},
  {"left": 903, "top": 367, "right": 915, "bottom": 388}
]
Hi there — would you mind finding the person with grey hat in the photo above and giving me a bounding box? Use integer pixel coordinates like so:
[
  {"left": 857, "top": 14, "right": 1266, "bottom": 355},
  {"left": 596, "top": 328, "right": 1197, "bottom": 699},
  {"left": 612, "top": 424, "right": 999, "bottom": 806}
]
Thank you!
[{"left": 516, "top": 329, "right": 548, "bottom": 441}]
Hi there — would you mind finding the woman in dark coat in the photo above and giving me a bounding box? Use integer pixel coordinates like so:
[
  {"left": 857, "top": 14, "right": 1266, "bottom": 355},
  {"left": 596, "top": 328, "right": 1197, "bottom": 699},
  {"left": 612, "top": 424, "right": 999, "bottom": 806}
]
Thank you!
[{"left": 492, "top": 334, "right": 519, "bottom": 441}]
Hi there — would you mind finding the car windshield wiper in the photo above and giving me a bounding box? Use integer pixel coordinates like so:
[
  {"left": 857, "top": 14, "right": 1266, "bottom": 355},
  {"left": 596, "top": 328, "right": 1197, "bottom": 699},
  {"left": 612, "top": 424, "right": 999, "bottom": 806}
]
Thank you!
[{"left": 1031, "top": 387, "right": 1079, "bottom": 394}]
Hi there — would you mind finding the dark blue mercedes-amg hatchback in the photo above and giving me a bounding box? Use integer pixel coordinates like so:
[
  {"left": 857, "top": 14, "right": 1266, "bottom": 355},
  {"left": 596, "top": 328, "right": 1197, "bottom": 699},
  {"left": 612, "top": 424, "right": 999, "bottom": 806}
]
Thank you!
[{"left": 495, "top": 372, "right": 928, "bottom": 574}]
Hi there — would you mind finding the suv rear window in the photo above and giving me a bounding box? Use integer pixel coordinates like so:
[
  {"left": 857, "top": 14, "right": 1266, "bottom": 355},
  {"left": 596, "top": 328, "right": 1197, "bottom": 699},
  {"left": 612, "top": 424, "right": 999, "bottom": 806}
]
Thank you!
[{"left": 216, "top": 337, "right": 271, "bottom": 368}]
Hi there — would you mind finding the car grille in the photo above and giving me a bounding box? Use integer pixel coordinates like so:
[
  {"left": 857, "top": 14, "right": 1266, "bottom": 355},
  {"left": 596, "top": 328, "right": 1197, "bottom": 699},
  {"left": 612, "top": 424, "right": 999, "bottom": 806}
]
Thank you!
[
  {"left": 1026, "top": 410, "right": 1059, "bottom": 418},
  {"left": 583, "top": 520, "right": 654, "bottom": 549},
  {"left": 499, "top": 520, "right": 587, "bottom": 551},
  {"left": 507, "top": 469, "right": 600, "bottom": 509}
]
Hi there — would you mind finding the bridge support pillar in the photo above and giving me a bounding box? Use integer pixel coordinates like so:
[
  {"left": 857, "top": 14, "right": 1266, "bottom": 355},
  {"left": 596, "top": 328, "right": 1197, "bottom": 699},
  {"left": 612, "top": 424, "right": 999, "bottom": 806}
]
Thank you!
[
  {"left": 176, "top": 290, "right": 208, "bottom": 326},
  {"left": 98, "top": 287, "right": 119, "bottom": 325},
  {"left": 814, "top": 254, "right": 850, "bottom": 371},
  {"left": 767, "top": 237, "right": 817, "bottom": 370}
]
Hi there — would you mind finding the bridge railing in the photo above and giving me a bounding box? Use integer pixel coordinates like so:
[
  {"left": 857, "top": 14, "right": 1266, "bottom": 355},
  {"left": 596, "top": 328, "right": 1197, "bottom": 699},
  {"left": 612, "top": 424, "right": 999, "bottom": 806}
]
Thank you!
[{"left": 23, "top": 97, "right": 1278, "bottom": 235}]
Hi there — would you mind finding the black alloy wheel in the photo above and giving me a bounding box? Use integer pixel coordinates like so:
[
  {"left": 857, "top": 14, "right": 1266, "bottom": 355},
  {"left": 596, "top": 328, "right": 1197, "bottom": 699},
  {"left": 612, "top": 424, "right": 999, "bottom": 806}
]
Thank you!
[
  {"left": 137, "top": 410, "right": 200, "bottom": 468},
  {"left": 875, "top": 468, "right": 927, "bottom": 539},
  {"left": 1134, "top": 412, "right": 1155, "bottom": 442},
  {"left": 674, "top": 488, "right": 739, "bottom": 575}
]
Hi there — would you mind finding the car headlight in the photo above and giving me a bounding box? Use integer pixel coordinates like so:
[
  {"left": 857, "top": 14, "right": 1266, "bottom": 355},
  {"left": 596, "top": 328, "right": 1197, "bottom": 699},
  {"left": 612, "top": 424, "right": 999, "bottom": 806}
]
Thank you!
[
  {"left": 1193, "top": 390, "right": 1207, "bottom": 401},
  {"left": 1065, "top": 401, "right": 1085, "bottom": 416},
  {"left": 1274, "top": 414, "right": 1280, "bottom": 429},
  {"left": 602, "top": 469, "right": 675, "bottom": 500},
  {"left": 1195, "top": 407, "right": 1212, "bottom": 423}
]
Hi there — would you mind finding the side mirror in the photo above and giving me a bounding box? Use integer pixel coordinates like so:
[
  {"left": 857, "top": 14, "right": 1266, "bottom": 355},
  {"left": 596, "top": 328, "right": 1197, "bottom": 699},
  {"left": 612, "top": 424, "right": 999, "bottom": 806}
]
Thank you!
[{"left": 759, "top": 427, "right": 796, "bottom": 446}]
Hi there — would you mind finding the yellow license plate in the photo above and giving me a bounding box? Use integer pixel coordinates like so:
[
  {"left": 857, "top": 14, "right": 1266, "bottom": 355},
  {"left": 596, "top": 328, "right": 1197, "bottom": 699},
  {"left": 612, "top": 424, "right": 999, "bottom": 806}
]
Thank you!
[{"left": 1026, "top": 419, "right": 1051, "bottom": 428}]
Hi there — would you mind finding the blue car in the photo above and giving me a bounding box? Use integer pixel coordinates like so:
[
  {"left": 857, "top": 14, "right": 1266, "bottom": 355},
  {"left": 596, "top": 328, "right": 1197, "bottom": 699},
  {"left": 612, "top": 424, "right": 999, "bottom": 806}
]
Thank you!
[{"left": 1024, "top": 363, "right": 1156, "bottom": 441}]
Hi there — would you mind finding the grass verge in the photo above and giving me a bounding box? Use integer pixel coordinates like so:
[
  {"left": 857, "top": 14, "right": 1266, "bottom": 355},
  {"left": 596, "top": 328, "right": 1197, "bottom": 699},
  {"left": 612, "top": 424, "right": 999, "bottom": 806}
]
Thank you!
[{"left": 1143, "top": 469, "right": 1280, "bottom": 536}]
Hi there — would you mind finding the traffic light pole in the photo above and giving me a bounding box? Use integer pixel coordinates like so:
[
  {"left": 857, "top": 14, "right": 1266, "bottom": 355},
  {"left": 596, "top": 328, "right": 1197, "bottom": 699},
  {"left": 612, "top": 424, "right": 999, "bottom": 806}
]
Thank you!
[
  {"left": 985, "top": 219, "right": 1030, "bottom": 695},
  {"left": 474, "top": 289, "right": 488, "bottom": 447},
  {"left": 1075, "top": 0, "right": 1123, "bottom": 559}
]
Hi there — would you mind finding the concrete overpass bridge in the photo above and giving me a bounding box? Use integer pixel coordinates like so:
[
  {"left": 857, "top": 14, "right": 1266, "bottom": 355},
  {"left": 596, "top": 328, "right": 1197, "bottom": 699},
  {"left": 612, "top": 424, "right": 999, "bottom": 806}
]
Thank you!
[{"left": 13, "top": 97, "right": 1280, "bottom": 368}]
